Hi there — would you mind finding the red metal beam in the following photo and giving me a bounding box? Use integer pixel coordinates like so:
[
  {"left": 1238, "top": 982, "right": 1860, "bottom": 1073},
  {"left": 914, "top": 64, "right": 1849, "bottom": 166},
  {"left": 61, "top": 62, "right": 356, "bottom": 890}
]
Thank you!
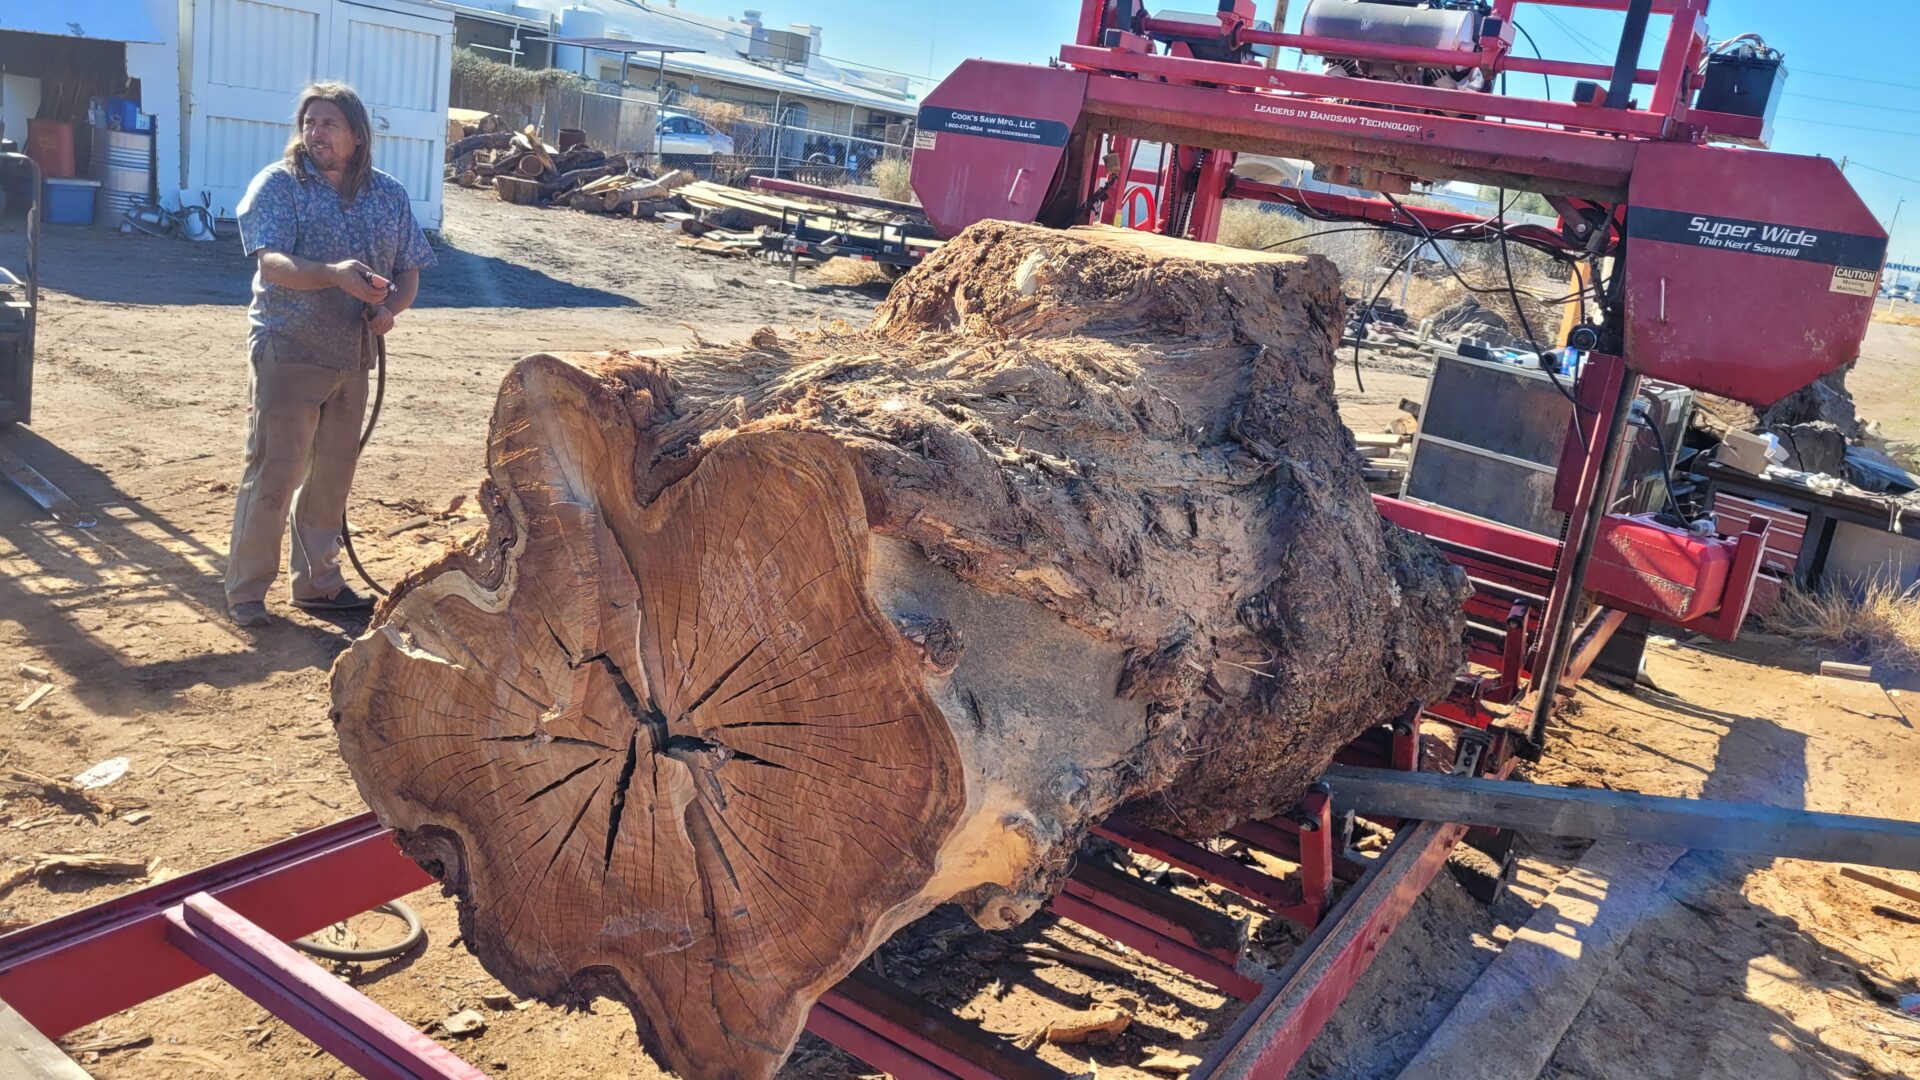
[
  {"left": 164, "top": 893, "right": 484, "bottom": 1080},
  {"left": 1192, "top": 818, "right": 1472, "bottom": 1078},
  {"left": 1093, "top": 817, "right": 1309, "bottom": 915},
  {"left": 1064, "top": 45, "right": 1671, "bottom": 139},
  {"left": 1505, "top": 55, "right": 1659, "bottom": 85},
  {"left": 1519, "top": 0, "right": 1693, "bottom": 13},
  {"left": 1373, "top": 495, "right": 1562, "bottom": 570},
  {"left": 1048, "top": 892, "right": 1267, "bottom": 1000},
  {"left": 0, "top": 814, "right": 434, "bottom": 1038},
  {"left": 806, "top": 1005, "right": 963, "bottom": 1080},
  {"left": 1078, "top": 68, "right": 1642, "bottom": 200}
]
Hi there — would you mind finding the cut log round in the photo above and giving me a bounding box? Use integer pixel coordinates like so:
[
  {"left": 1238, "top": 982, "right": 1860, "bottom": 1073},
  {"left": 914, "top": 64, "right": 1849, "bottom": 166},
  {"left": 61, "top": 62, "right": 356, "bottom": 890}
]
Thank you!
[{"left": 332, "top": 222, "right": 1467, "bottom": 1080}]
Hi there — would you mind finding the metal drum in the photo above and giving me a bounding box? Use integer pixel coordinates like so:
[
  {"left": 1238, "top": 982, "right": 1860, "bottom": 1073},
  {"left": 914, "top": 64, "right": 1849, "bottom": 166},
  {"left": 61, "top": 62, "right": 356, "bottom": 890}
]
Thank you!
[{"left": 92, "top": 128, "right": 152, "bottom": 218}]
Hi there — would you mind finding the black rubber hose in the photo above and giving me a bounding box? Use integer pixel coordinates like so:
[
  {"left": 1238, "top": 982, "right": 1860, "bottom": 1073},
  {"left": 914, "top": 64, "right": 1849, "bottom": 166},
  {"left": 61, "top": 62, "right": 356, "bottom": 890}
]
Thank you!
[
  {"left": 293, "top": 900, "right": 423, "bottom": 961},
  {"left": 340, "top": 334, "right": 388, "bottom": 597}
]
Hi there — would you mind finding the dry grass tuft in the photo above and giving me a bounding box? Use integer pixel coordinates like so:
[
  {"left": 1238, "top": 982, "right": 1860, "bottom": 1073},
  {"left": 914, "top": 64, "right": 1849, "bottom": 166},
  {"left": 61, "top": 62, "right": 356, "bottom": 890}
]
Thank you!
[
  {"left": 1764, "top": 577, "right": 1920, "bottom": 671},
  {"left": 1872, "top": 305, "right": 1920, "bottom": 327},
  {"left": 1215, "top": 203, "right": 1307, "bottom": 252},
  {"left": 679, "top": 98, "right": 749, "bottom": 128},
  {"left": 813, "top": 258, "right": 894, "bottom": 288},
  {"left": 871, "top": 158, "right": 914, "bottom": 204}
]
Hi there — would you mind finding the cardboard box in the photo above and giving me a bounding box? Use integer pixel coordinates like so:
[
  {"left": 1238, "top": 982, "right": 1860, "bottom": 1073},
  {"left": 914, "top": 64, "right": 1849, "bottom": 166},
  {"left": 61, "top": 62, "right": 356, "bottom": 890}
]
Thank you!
[{"left": 1718, "top": 430, "right": 1776, "bottom": 476}]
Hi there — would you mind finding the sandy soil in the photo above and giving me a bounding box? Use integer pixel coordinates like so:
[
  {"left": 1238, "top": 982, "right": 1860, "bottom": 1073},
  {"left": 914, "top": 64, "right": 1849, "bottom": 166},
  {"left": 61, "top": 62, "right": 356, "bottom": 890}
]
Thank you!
[
  {"left": 1853, "top": 321, "right": 1920, "bottom": 450},
  {"left": 2, "top": 188, "right": 1918, "bottom": 1079}
]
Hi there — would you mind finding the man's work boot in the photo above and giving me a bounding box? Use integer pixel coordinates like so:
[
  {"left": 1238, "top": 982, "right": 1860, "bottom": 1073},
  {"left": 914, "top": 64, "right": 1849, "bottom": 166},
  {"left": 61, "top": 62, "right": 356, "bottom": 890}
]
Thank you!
[
  {"left": 292, "top": 587, "right": 375, "bottom": 612},
  {"left": 228, "top": 601, "right": 271, "bottom": 628}
]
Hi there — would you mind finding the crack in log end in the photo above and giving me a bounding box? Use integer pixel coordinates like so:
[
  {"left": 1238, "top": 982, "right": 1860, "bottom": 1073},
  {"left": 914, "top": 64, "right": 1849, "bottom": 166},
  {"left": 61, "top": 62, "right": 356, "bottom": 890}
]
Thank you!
[
  {"left": 519, "top": 760, "right": 604, "bottom": 805},
  {"left": 483, "top": 734, "right": 618, "bottom": 751},
  {"left": 603, "top": 732, "right": 641, "bottom": 872},
  {"left": 661, "top": 733, "right": 788, "bottom": 772},
  {"left": 680, "top": 639, "right": 766, "bottom": 721}
]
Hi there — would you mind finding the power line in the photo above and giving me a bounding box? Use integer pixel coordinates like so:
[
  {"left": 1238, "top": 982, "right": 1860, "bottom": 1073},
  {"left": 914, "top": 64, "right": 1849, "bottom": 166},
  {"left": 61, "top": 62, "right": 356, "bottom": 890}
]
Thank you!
[
  {"left": 1851, "top": 161, "right": 1920, "bottom": 187},
  {"left": 1794, "top": 68, "right": 1920, "bottom": 93},
  {"left": 1790, "top": 92, "right": 1920, "bottom": 117},
  {"left": 1536, "top": 8, "right": 1609, "bottom": 63},
  {"left": 1778, "top": 115, "right": 1920, "bottom": 138}
]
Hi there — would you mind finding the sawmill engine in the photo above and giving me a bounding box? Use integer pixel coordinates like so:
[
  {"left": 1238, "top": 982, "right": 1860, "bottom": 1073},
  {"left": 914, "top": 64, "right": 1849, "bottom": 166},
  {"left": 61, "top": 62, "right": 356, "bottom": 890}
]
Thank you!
[{"left": 1301, "top": 0, "right": 1512, "bottom": 92}]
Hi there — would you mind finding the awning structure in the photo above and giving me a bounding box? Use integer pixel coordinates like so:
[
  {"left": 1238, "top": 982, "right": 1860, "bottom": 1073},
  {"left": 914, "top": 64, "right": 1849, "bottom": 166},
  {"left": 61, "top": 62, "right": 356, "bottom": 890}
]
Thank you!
[{"left": 0, "top": 1, "right": 164, "bottom": 44}]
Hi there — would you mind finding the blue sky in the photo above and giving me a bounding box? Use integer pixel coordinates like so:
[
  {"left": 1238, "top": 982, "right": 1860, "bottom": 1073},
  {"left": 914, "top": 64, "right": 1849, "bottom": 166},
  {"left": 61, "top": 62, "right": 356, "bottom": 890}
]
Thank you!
[{"left": 677, "top": 0, "right": 1920, "bottom": 262}]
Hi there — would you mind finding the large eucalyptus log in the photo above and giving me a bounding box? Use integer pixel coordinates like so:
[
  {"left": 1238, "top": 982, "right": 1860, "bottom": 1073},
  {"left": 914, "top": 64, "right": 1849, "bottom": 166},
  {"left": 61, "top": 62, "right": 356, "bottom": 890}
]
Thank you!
[{"left": 331, "top": 222, "right": 1466, "bottom": 1080}]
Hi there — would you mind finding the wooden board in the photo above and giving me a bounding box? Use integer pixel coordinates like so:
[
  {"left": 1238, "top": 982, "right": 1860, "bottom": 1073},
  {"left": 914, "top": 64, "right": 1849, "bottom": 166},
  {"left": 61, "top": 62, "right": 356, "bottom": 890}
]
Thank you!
[
  {"left": 1322, "top": 765, "right": 1920, "bottom": 870},
  {"left": 0, "top": 996, "right": 93, "bottom": 1079},
  {"left": 1397, "top": 840, "right": 1685, "bottom": 1080}
]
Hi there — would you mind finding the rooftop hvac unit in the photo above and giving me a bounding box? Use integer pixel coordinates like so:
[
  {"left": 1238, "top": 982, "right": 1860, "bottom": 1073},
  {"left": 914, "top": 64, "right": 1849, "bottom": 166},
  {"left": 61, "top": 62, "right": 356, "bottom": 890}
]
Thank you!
[{"left": 759, "top": 28, "right": 810, "bottom": 68}]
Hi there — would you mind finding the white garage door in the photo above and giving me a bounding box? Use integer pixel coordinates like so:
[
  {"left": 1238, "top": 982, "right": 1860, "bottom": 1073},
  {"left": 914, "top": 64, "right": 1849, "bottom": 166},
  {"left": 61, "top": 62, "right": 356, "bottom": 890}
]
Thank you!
[{"left": 186, "top": 0, "right": 451, "bottom": 228}]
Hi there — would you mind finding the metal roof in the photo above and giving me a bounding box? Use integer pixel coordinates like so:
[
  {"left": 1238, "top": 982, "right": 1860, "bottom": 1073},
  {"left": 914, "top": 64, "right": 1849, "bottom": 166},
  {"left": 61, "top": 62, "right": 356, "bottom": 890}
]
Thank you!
[
  {"left": 542, "top": 36, "right": 701, "bottom": 55},
  {"left": 1, "top": 0, "right": 163, "bottom": 43}
]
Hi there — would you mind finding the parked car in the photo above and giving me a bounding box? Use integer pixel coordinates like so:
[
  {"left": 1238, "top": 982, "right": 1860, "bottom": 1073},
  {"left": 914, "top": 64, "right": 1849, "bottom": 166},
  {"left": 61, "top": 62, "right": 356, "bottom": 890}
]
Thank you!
[
  {"left": 1892, "top": 284, "right": 1913, "bottom": 302},
  {"left": 657, "top": 112, "right": 734, "bottom": 158}
]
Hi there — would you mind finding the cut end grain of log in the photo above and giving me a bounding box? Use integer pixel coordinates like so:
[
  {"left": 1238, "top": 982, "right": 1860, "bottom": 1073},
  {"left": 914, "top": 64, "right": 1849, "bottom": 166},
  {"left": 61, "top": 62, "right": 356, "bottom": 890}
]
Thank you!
[{"left": 331, "top": 222, "right": 1467, "bottom": 1080}]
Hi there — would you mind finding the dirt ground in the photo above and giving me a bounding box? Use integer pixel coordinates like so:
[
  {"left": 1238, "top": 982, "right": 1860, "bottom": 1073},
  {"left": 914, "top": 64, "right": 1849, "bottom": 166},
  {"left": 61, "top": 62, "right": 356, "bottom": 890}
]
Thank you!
[
  {"left": 3, "top": 186, "right": 1919, "bottom": 1079},
  {"left": 1853, "top": 320, "right": 1920, "bottom": 451}
]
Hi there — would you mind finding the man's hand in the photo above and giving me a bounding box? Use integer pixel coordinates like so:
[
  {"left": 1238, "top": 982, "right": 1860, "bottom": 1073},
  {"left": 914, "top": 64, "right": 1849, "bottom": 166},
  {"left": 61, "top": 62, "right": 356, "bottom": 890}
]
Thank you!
[
  {"left": 366, "top": 304, "right": 396, "bottom": 337},
  {"left": 329, "top": 260, "right": 389, "bottom": 304}
]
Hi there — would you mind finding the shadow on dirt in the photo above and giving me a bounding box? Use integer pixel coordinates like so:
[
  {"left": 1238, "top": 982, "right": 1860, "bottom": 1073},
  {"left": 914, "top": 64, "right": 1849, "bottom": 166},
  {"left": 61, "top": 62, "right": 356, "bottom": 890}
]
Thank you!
[{"left": 0, "top": 426, "right": 353, "bottom": 714}]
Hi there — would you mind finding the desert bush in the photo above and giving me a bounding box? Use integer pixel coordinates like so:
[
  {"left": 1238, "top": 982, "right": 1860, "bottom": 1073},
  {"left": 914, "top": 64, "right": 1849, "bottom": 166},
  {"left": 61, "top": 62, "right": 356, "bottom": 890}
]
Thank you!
[
  {"left": 1765, "top": 576, "right": 1920, "bottom": 672},
  {"left": 873, "top": 157, "right": 915, "bottom": 203}
]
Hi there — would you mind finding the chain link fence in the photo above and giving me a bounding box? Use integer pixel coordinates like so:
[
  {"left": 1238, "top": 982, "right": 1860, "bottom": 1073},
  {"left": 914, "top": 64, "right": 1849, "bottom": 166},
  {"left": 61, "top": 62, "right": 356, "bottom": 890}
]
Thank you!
[
  {"left": 706, "top": 116, "right": 904, "bottom": 188},
  {"left": 451, "top": 76, "right": 661, "bottom": 159}
]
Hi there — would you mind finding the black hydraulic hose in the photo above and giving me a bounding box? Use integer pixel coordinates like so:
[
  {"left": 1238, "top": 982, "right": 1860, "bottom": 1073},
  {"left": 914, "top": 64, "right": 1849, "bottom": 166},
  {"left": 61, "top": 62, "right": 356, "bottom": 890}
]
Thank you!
[
  {"left": 340, "top": 334, "right": 388, "bottom": 597},
  {"left": 293, "top": 900, "right": 423, "bottom": 961}
]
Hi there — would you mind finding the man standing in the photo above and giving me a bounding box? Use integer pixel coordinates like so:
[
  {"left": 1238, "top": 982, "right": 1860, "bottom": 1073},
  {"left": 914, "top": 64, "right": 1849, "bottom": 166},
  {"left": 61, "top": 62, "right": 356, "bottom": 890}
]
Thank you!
[{"left": 226, "top": 82, "right": 434, "bottom": 628}]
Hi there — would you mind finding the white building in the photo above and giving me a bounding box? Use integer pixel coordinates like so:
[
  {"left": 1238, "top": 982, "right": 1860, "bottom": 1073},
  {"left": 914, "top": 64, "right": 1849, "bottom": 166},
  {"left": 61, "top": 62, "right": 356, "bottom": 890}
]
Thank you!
[
  {"left": 2, "top": 0, "right": 454, "bottom": 229},
  {"left": 447, "top": 1, "right": 917, "bottom": 140}
]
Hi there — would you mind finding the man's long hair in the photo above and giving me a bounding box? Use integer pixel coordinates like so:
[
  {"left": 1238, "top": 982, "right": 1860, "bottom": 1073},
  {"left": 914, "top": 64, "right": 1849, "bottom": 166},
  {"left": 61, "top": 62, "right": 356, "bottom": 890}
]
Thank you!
[{"left": 284, "top": 82, "right": 373, "bottom": 205}]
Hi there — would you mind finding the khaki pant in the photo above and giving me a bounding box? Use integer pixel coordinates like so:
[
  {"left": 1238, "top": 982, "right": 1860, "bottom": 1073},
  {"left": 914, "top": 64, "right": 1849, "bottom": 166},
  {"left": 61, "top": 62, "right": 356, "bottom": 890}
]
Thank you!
[{"left": 225, "top": 351, "right": 369, "bottom": 605}]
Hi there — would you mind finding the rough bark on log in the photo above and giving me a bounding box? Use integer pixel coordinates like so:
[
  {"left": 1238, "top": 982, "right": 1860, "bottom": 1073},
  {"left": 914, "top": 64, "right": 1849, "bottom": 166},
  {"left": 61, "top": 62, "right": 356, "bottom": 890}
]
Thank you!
[
  {"left": 331, "top": 222, "right": 1467, "bottom": 1080},
  {"left": 447, "top": 130, "right": 514, "bottom": 162}
]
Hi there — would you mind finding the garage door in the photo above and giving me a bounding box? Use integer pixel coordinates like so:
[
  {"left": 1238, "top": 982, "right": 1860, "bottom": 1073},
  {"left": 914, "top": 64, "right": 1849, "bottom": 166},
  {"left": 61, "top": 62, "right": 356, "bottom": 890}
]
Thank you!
[{"left": 186, "top": 0, "right": 451, "bottom": 228}]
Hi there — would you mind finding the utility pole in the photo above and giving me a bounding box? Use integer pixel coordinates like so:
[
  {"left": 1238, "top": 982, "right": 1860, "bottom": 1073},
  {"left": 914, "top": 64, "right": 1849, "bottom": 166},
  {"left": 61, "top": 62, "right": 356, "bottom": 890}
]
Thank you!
[{"left": 1889, "top": 197, "right": 1906, "bottom": 233}]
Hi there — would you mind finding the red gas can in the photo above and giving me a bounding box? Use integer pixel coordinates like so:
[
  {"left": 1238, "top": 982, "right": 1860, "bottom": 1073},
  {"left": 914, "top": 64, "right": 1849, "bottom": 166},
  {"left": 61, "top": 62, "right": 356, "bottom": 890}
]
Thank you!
[{"left": 26, "top": 119, "right": 76, "bottom": 179}]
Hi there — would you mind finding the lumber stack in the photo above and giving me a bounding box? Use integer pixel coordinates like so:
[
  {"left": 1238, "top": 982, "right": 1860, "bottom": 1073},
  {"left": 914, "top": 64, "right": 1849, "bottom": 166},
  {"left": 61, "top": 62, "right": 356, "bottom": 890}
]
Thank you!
[{"left": 331, "top": 221, "right": 1468, "bottom": 1080}]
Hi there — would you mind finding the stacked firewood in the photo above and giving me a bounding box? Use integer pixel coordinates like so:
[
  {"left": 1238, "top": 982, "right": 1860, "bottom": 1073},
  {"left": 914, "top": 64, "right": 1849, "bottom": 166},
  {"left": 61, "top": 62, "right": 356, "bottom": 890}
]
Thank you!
[{"left": 443, "top": 121, "right": 686, "bottom": 217}]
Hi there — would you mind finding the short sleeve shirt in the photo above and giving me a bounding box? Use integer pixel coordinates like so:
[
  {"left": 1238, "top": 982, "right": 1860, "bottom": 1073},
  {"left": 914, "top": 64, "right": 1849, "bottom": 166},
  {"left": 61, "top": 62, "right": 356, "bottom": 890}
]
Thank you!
[{"left": 237, "top": 158, "right": 435, "bottom": 370}]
